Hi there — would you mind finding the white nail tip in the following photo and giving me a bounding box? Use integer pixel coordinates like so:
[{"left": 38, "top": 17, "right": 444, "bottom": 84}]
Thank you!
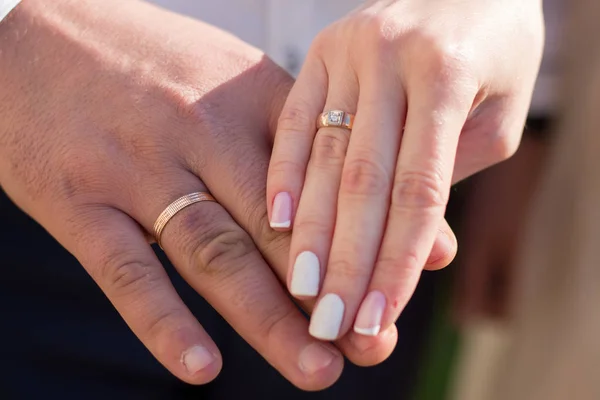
[
  {"left": 353, "top": 325, "right": 381, "bottom": 337},
  {"left": 290, "top": 251, "right": 320, "bottom": 297},
  {"left": 269, "top": 220, "right": 291, "bottom": 228},
  {"left": 309, "top": 294, "right": 345, "bottom": 341}
]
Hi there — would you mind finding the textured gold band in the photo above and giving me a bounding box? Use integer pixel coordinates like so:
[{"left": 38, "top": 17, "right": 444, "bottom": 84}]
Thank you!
[
  {"left": 317, "top": 110, "right": 355, "bottom": 131},
  {"left": 153, "top": 192, "right": 216, "bottom": 248}
]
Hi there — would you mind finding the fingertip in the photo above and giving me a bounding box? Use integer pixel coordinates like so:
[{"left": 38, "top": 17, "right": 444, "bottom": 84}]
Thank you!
[
  {"left": 289, "top": 251, "right": 321, "bottom": 298},
  {"left": 296, "top": 342, "right": 345, "bottom": 391},
  {"left": 269, "top": 191, "right": 293, "bottom": 231},
  {"left": 339, "top": 324, "right": 398, "bottom": 367},
  {"left": 308, "top": 293, "right": 345, "bottom": 341},
  {"left": 270, "top": 222, "right": 292, "bottom": 230},
  {"left": 353, "top": 326, "right": 380, "bottom": 337},
  {"left": 156, "top": 324, "right": 224, "bottom": 386},
  {"left": 291, "top": 293, "right": 319, "bottom": 302},
  {"left": 179, "top": 345, "right": 223, "bottom": 385},
  {"left": 425, "top": 222, "right": 458, "bottom": 271}
]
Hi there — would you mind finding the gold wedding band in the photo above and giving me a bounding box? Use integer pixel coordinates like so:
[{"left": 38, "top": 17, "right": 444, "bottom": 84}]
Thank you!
[
  {"left": 153, "top": 192, "right": 216, "bottom": 248},
  {"left": 317, "top": 110, "right": 355, "bottom": 131}
]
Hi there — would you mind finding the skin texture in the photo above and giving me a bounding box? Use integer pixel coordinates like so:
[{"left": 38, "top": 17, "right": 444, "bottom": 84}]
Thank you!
[
  {"left": 0, "top": 0, "right": 459, "bottom": 389},
  {"left": 267, "top": 0, "right": 545, "bottom": 342},
  {"left": 0, "top": 0, "right": 341, "bottom": 390}
]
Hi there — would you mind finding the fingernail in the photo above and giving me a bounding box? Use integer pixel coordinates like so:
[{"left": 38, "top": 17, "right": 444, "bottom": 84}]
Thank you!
[
  {"left": 354, "top": 291, "right": 386, "bottom": 336},
  {"left": 181, "top": 346, "right": 215, "bottom": 375},
  {"left": 291, "top": 251, "right": 320, "bottom": 297},
  {"left": 270, "top": 192, "right": 292, "bottom": 229},
  {"left": 309, "top": 293, "right": 345, "bottom": 340},
  {"left": 299, "top": 343, "right": 336, "bottom": 375}
]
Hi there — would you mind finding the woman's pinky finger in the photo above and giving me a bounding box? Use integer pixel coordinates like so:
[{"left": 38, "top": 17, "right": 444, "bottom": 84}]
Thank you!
[
  {"left": 424, "top": 218, "right": 458, "bottom": 271},
  {"left": 267, "top": 56, "right": 328, "bottom": 231}
]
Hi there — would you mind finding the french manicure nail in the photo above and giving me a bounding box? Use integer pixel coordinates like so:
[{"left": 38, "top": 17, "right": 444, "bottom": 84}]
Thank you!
[
  {"left": 270, "top": 192, "right": 292, "bottom": 229},
  {"left": 309, "top": 293, "right": 345, "bottom": 340},
  {"left": 291, "top": 251, "right": 320, "bottom": 297},
  {"left": 353, "top": 291, "right": 386, "bottom": 336},
  {"left": 299, "top": 343, "right": 336, "bottom": 375},
  {"left": 181, "top": 346, "right": 215, "bottom": 375}
]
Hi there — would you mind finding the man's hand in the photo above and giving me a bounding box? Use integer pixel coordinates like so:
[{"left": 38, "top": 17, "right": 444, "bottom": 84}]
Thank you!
[{"left": 0, "top": 0, "right": 349, "bottom": 389}]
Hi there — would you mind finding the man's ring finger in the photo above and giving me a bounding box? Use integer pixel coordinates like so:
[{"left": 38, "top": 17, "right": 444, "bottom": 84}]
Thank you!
[{"left": 153, "top": 192, "right": 217, "bottom": 248}]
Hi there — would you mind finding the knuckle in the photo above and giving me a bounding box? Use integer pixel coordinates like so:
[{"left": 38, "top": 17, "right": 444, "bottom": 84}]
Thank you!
[
  {"left": 361, "top": 13, "right": 402, "bottom": 53},
  {"left": 269, "top": 158, "right": 306, "bottom": 181},
  {"left": 259, "top": 306, "right": 296, "bottom": 343},
  {"left": 341, "top": 156, "right": 390, "bottom": 196},
  {"left": 429, "top": 46, "right": 469, "bottom": 80},
  {"left": 406, "top": 30, "right": 473, "bottom": 87},
  {"left": 293, "top": 217, "right": 331, "bottom": 238},
  {"left": 377, "top": 251, "right": 421, "bottom": 277},
  {"left": 311, "top": 24, "right": 338, "bottom": 56},
  {"left": 145, "top": 308, "right": 186, "bottom": 339},
  {"left": 423, "top": 37, "right": 468, "bottom": 73},
  {"left": 187, "top": 223, "right": 256, "bottom": 280},
  {"left": 163, "top": 85, "right": 206, "bottom": 126},
  {"left": 329, "top": 258, "right": 370, "bottom": 280},
  {"left": 277, "top": 104, "right": 315, "bottom": 134},
  {"left": 97, "top": 257, "right": 160, "bottom": 298},
  {"left": 311, "top": 130, "right": 350, "bottom": 168},
  {"left": 392, "top": 169, "right": 447, "bottom": 210}
]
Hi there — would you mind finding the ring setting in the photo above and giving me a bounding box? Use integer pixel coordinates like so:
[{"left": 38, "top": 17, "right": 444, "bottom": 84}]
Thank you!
[{"left": 317, "top": 110, "right": 355, "bottom": 131}]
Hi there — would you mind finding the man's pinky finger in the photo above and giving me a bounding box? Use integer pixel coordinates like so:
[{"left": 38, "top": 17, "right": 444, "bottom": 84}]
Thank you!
[{"left": 66, "top": 208, "right": 222, "bottom": 385}]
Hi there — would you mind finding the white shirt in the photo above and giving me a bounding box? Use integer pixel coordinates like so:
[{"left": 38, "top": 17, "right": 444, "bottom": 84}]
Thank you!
[
  {"left": 0, "top": 0, "right": 20, "bottom": 22},
  {"left": 148, "top": 0, "right": 562, "bottom": 115},
  {"left": 147, "top": 0, "right": 364, "bottom": 76}
]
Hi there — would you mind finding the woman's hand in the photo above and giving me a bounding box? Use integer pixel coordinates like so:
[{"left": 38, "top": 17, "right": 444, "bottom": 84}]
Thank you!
[
  {"left": 0, "top": 0, "right": 348, "bottom": 389},
  {"left": 267, "top": 0, "right": 544, "bottom": 341}
]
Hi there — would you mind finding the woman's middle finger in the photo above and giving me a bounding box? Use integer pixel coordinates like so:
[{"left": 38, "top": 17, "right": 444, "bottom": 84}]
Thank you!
[
  {"left": 287, "top": 65, "right": 358, "bottom": 299},
  {"left": 308, "top": 66, "right": 406, "bottom": 340}
]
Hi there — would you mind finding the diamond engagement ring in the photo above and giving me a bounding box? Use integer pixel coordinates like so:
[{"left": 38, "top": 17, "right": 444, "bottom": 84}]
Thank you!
[{"left": 317, "top": 110, "right": 355, "bottom": 131}]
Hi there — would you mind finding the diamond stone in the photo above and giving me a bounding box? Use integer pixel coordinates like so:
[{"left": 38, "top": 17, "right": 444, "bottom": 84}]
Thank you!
[{"left": 328, "top": 111, "right": 343, "bottom": 125}]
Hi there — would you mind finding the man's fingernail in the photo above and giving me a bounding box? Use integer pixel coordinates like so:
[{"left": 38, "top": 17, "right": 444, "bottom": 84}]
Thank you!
[
  {"left": 309, "top": 294, "right": 344, "bottom": 340},
  {"left": 299, "top": 343, "right": 336, "bottom": 375},
  {"left": 181, "top": 346, "right": 215, "bottom": 375},
  {"left": 270, "top": 192, "right": 292, "bottom": 229},
  {"left": 354, "top": 291, "right": 386, "bottom": 336},
  {"left": 290, "top": 251, "right": 320, "bottom": 297}
]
